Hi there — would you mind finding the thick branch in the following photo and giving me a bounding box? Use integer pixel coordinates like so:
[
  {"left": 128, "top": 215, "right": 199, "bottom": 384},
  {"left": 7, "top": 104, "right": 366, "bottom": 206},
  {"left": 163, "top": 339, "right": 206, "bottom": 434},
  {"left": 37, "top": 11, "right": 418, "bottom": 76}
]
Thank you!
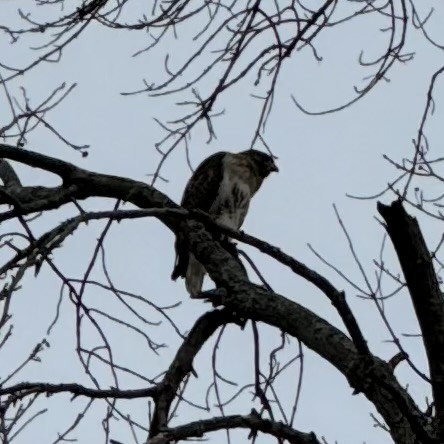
[
  {"left": 148, "top": 412, "right": 320, "bottom": 444},
  {"left": 0, "top": 145, "right": 78, "bottom": 181},
  {"left": 217, "top": 284, "right": 432, "bottom": 443},
  {"left": 0, "top": 144, "right": 176, "bottom": 223},
  {"left": 191, "top": 210, "right": 369, "bottom": 355},
  {"left": 378, "top": 199, "right": 444, "bottom": 437},
  {"left": 0, "top": 145, "right": 429, "bottom": 443}
]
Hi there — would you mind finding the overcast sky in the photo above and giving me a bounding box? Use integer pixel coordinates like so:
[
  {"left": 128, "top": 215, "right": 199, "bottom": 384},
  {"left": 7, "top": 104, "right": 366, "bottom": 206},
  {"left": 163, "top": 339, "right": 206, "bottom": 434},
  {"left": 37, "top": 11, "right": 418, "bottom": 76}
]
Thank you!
[{"left": 1, "top": 1, "right": 444, "bottom": 443}]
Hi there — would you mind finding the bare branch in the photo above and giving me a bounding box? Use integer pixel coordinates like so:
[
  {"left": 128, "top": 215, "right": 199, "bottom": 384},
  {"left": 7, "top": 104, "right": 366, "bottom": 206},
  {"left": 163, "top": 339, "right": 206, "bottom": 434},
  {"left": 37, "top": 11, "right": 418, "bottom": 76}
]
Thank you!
[
  {"left": 378, "top": 199, "right": 444, "bottom": 440},
  {"left": 147, "top": 411, "right": 320, "bottom": 444},
  {"left": 0, "top": 382, "right": 158, "bottom": 401},
  {"left": 150, "top": 309, "right": 238, "bottom": 436},
  {"left": 0, "top": 144, "right": 431, "bottom": 443}
]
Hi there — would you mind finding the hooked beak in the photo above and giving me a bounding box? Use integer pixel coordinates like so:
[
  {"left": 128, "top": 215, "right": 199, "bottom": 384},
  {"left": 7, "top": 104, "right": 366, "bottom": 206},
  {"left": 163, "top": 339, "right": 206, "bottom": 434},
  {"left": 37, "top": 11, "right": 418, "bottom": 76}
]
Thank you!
[{"left": 270, "top": 162, "right": 279, "bottom": 173}]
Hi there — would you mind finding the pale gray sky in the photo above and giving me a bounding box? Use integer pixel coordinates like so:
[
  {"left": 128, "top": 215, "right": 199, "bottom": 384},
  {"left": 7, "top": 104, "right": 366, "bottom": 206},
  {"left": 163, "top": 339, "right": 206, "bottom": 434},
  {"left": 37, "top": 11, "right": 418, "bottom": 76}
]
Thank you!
[{"left": 0, "top": 1, "right": 443, "bottom": 443}]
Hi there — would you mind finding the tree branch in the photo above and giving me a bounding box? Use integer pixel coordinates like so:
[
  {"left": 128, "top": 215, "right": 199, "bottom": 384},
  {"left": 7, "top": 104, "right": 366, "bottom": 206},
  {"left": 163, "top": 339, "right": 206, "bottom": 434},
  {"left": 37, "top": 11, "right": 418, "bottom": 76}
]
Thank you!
[
  {"left": 0, "top": 382, "right": 158, "bottom": 401},
  {"left": 0, "top": 145, "right": 78, "bottom": 181},
  {"left": 378, "top": 199, "right": 444, "bottom": 439},
  {"left": 190, "top": 210, "right": 369, "bottom": 355},
  {"left": 150, "top": 309, "right": 238, "bottom": 436},
  {"left": 0, "top": 145, "right": 429, "bottom": 443},
  {"left": 148, "top": 411, "right": 320, "bottom": 444}
]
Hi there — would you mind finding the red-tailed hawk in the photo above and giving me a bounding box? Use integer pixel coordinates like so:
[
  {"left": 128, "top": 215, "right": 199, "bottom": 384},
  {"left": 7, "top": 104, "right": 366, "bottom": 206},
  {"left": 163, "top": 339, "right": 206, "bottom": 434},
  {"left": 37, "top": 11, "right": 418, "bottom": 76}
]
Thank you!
[{"left": 171, "top": 149, "right": 278, "bottom": 296}]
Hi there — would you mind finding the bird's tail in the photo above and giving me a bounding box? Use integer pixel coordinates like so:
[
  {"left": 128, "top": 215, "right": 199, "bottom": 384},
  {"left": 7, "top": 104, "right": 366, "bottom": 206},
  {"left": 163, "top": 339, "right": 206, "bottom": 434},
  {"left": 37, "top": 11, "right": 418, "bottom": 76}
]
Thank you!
[
  {"left": 185, "top": 254, "right": 206, "bottom": 297},
  {"left": 171, "top": 239, "right": 188, "bottom": 280}
]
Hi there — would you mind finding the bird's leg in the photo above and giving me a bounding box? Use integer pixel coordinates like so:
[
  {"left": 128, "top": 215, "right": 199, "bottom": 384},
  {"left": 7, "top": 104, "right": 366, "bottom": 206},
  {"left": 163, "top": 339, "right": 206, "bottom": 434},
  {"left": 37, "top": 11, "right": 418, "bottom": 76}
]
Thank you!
[{"left": 190, "top": 287, "right": 226, "bottom": 304}]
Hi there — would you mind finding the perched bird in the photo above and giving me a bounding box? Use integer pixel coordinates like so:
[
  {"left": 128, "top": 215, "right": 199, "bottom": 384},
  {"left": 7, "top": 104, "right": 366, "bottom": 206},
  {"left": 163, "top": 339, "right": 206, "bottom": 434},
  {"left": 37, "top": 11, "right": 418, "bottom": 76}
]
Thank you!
[{"left": 171, "top": 149, "right": 278, "bottom": 296}]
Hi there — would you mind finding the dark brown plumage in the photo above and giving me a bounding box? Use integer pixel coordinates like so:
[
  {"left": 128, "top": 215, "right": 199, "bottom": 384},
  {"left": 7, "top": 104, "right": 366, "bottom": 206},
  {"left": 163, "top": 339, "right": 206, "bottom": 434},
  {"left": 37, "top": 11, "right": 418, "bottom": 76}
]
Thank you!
[{"left": 172, "top": 149, "right": 278, "bottom": 296}]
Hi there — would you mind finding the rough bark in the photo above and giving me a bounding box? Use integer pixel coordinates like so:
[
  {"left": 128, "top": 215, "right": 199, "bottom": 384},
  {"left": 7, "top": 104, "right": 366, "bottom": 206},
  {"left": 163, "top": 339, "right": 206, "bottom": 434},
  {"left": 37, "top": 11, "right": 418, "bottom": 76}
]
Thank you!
[
  {"left": 147, "top": 412, "right": 321, "bottom": 444},
  {"left": 378, "top": 199, "right": 444, "bottom": 439},
  {"left": 0, "top": 145, "right": 433, "bottom": 443}
]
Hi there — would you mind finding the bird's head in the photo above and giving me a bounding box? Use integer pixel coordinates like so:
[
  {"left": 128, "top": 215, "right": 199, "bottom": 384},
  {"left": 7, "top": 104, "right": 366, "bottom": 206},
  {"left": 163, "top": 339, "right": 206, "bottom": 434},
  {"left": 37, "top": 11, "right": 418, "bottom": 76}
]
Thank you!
[{"left": 242, "top": 149, "right": 279, "bottom": 178}]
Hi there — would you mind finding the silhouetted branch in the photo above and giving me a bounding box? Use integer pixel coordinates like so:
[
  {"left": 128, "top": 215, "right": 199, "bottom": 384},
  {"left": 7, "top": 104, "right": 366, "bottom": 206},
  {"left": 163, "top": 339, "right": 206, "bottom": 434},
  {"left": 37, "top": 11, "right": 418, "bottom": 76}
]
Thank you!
[
  {"left": 150, "top": 309, "right": 238, "bottom": 436},
  {"left": 378, "top": 199, "right": 444, "bottom": 440},
  {"left": 0, "top": 382, "right": 158, "bottom": 401},
  {"left": 190, "top": 210, "right": 369, "bottom": 355},
  {"left": 0, "top": 144, "right": 430, "bottom": 443},
  {"left": 148, "top": 411, "right": 321, "bottom": 444}
]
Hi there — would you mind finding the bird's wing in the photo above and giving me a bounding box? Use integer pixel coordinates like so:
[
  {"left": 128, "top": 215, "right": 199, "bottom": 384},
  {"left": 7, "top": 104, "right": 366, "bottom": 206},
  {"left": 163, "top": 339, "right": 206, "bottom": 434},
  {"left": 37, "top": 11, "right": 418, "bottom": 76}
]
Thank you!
[
  {"left": 181, "top": 151, "right": 226, "bottom": 210},
  {"left": 171, "top": 151, "right": 226, "bottom": 281}
]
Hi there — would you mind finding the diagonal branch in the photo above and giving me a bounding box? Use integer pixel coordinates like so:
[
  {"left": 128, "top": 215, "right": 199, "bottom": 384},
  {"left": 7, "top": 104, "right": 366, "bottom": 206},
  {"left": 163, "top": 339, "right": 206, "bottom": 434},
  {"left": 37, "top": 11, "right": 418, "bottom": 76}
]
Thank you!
[
  {"left": 0, "top": 145, "right": 430, "bottom": 443},
  {"left": 217, "top": 284, "right": 432, "bottom": 444},
  {"left": 378, "top": 199, "right": 444, "bottom": 438},
  {"left": 190, "top": 210, "right": 369, "bottom": 355},
  {"left": 150, "top": 309, "right": 238, "bottom": 437},
  {"left": 0, "top": 145, "right": 78, "bottom": 181}
]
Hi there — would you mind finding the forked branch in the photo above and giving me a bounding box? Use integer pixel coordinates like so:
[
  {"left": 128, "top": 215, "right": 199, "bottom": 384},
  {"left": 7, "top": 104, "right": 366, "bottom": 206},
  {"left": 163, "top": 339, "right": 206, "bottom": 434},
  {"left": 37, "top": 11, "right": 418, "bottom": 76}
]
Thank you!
[
  {"left": 0, "top": 145, "right": 430, "bottom": 443},
  {"left": 147, "top": 411, "right": 320, "bottom": 444},
  {"left": 378, "top": 199, "right": 444, "bottom": 439}
]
